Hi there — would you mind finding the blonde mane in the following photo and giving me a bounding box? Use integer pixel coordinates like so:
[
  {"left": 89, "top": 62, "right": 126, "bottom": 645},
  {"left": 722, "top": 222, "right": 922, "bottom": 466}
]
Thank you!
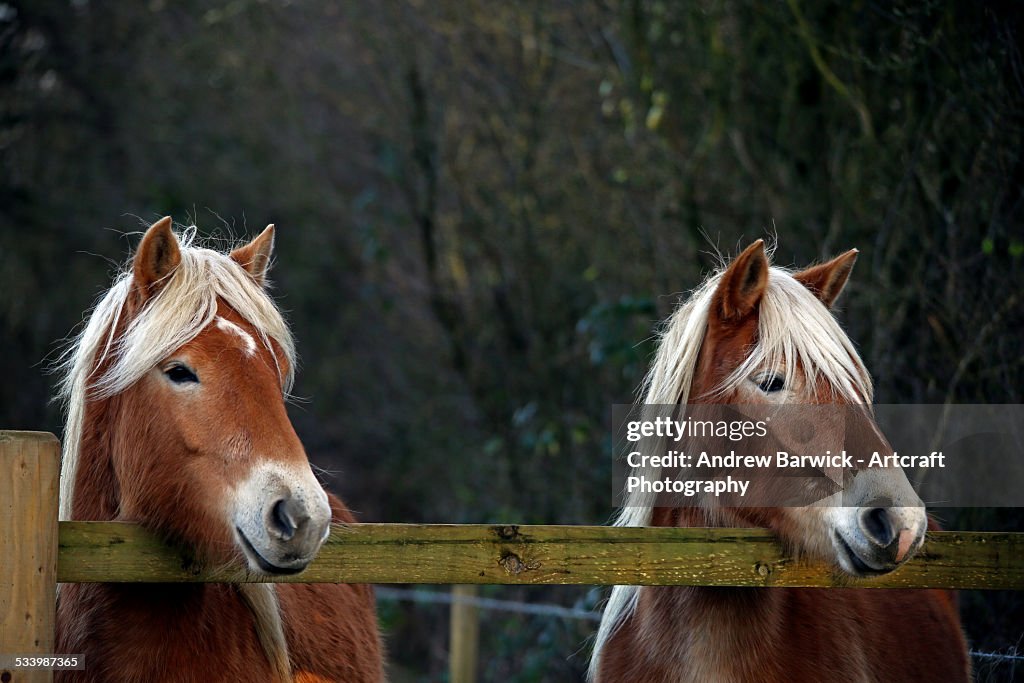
[
  {"left": 55, "top": 226, "right": 297, "bottom": 681},
  {"left": 589, "top": 259, "right": 874, "bottom": 679}
]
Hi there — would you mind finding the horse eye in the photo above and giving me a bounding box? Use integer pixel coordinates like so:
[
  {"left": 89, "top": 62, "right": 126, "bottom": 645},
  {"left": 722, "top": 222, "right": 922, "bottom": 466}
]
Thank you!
[
  {"left": 164, "top": 364, "right": 199, "bottom": 384},
  {"left": 757, "top": 374, "right": 785, "bottom": 393}
]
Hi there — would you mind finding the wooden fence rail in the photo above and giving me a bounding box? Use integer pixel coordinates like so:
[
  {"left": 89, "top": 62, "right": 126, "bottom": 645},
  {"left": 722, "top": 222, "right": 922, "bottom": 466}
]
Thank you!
[
  {"left": 4, "top": 431, "right": 1024, "bottom": 683},
  {"left": 57, "top": 520, "right": 1024, "bottom": 589}
]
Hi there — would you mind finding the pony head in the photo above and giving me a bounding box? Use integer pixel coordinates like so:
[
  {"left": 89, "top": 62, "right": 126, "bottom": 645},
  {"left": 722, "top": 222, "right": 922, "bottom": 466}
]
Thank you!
[
  {"left": 59, "top": 217, "right": 331, "bottom": 575},
  {"left": 685, "top": 240, "right": 925, "bottom": 574},
  {"left": 616, "top": 240, "right": 926, "bottom": 573}
]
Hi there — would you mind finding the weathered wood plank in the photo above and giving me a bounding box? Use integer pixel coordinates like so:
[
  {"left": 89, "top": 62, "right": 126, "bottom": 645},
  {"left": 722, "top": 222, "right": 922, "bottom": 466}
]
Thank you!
[
  {"left": 1, "top": 431, "right": 60, "bottom": 683},
  {"left": 57, "top": 522, "right": 1024, "bottom": 589}
]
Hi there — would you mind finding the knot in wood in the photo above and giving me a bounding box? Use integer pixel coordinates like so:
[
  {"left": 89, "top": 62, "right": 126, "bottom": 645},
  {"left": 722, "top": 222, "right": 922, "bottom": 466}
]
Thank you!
[{"left": 499, "top": 551, "right": 539, "bottom": 575}]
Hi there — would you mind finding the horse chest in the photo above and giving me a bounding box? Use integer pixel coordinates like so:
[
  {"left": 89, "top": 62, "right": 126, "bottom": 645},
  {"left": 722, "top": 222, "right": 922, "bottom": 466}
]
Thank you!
[
  {"left": 630, "top": 587, "right": 876, "bottom": 683},
  {"left": 57, "top": 584, "right": 275, "bottom": 683},
  {"left": 663, "top": 613, "right": 785, "bottom": 683}
]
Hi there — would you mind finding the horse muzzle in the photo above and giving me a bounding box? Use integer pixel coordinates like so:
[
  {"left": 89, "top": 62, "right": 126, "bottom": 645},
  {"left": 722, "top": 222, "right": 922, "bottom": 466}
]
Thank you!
[
  {"left": 231, "top": 464, "right": 332, "bottom": 575},
  {"left": 833, "top": 505, "right": 926, "bottom": 577}
]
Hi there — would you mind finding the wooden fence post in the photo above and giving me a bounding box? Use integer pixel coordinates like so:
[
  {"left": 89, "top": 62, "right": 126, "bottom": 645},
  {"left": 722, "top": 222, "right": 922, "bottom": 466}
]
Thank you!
[
  {"left": 0, "top": 431, "right": 60, "bottom": 683},
  {"left": 449, "top": 585, "right": 479, "bottom": 683}
]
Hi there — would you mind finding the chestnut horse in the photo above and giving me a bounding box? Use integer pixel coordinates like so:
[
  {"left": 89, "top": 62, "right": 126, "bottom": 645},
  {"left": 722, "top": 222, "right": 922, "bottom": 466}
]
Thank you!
[
  {"left": 591, "top": 241, "right": 969, "bottom": 682},
  {"left": 55, "top": 218, "right": 384, "bottom": 682}
]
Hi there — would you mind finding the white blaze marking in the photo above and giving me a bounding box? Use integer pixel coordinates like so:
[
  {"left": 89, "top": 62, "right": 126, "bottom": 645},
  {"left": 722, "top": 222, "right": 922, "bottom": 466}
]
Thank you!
[{"left": 216, "top": 316, "right": 258, "bottom": 356}]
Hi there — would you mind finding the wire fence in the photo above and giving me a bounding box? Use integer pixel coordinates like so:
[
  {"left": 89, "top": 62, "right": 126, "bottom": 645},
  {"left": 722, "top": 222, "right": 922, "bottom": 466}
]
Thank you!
[
  {"left": 376, "top": 586, "right": 601, "bottom": 622},
  {"left": 376, "top": 586, "right": 1024, "bottom": 672}
]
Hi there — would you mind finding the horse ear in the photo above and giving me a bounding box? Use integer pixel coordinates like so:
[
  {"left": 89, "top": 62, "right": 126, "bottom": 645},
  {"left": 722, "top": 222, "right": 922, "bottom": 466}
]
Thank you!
[
  {"left": 793, "top": 249, "right": 858, "bottom": 308},
  {"left": 713, "top": 239, "right": 769, "bottom": 320},
  {"left": 230, "top": 224, "right": 275, "bottom": 287},
  {"left": 132, "top": 216, "right": 181, "bottom": 301}
]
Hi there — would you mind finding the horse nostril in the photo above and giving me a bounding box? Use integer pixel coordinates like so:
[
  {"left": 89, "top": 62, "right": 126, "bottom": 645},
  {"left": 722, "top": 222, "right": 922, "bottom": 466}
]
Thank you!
[
  {"left": 271, "top": 498, "right": 298, "bottom": 541},
  {"left": 860, "top": 507, "right": 896, "bottom": 548}
]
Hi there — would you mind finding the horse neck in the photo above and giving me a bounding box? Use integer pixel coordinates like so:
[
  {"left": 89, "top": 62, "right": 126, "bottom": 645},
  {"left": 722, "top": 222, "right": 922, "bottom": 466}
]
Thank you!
[
  {"left": 71, "top": 394, "right": 122, "bottom": 520},
  {"left": 633, "top": 583, "right": 786, "bottom": 681},
  {"left": 645, "top": 506, "right": 788, "bottom": 674},
  {"left": 642, "top": 503, "right": 785, "bottom": 674}
]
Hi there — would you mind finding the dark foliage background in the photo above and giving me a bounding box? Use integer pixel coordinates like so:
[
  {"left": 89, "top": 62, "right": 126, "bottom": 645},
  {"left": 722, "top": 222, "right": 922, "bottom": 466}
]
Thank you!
[{"left": 2, "top": 1, "right": 1022, "bottom": 680}]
